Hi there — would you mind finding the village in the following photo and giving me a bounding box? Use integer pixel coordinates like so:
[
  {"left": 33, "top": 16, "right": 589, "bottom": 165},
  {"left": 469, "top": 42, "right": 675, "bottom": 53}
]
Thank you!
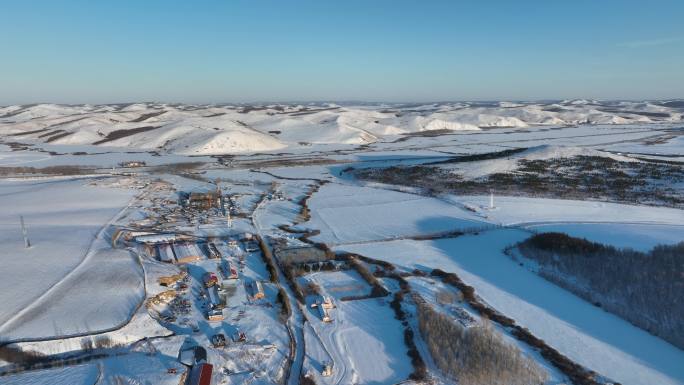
[
  {"left": 103, "top": 182, "right": 291, "bottom": 385},
  {"left": 103, "top": 177, "right": 420, "bottom": 385}
]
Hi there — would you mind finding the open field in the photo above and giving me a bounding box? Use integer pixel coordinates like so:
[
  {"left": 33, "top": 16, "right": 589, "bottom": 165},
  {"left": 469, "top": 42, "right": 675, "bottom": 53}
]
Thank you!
[
  {"left": 0, "top": 178, "right": 138, "bottom": 340},
  {"left": 302, "top": 183, "right": 485, "bottom": 244}
]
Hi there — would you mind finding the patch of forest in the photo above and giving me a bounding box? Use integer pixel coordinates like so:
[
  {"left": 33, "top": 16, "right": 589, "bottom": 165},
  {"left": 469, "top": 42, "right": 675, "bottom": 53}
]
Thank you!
[
  {"left": 516, "top": 233, "right": 684, "bottom": 349},
  {"left": 353, "top": 153, "right": 684, "bottom": 208},
  {"left": 415, "top": 295, "right": 548, "bottom": 385},
  {"left": 92, "top": 125, "right": 159, "bottom": 145}
]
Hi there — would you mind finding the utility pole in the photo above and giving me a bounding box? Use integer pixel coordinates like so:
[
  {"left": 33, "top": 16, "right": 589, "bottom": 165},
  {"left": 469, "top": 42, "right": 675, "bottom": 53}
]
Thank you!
[{"left": 20, "top": 215, "right": 31, "bottom": 248}]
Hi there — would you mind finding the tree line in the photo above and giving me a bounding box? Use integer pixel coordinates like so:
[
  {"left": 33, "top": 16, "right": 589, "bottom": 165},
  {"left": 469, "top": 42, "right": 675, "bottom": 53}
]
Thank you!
[{"left": 517, "top": 232, "right": 684, "bottom": 349}]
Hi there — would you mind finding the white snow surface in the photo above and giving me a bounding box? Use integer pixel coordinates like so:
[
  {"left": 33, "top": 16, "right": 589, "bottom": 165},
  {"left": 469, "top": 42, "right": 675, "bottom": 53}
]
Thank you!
[
  {"left": 448, "top": 195, "right": 684, "bottom": 226},
  {"left": 525, "top": 223, "right": 684, "bottom": 252},
  {"left": 0, "top": 177, "right": 142, "bottom": 341},
  {"left": 303, "top": 183, "right": 486, "bottom": 244},
  {"left": 303, "top": 270, "right": 412, "bottom": 385},
  {"left": 2, "top": 364, "right": 99, "bottom": 385}
]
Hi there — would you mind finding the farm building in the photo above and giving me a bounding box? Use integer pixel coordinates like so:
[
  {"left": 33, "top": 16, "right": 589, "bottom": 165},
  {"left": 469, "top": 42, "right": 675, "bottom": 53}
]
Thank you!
[
  {"left": 311, "top": 297, "right": 334, "bottom": 322},
  {"left": 232, "top": 329, "right": 246, "bottom": 343},
  {"left": 311, "top": 296, "right": 334, "bottom": 310},
  {"left": 207, "top": 309, "right": 223, "bottom": 322},
  {"left": 203, "top": 272, "right": 218, "bottom": 288},
  {"left": 188, "top": 363, "right": 213, "bottom": 385},
  {"left": 173, "top": 243, "right": 204, "bottom": 264},
  {"left": 207, "top": 286, "right": 224, "bottom": 309},
  {"left": 249, "top": 280, "right": 265, "bottom": 300},
  {"left": 319, "top": 305, "right": 333, "bottom": 323},
  {"left": 220, "top": 277, "right": 238, "bottom": 290},
  {"left": 118, "top": 161, "right": 146, "bottom": 168},
  {"left": 180, "top": 190, "right": 222, "bottom": 210},
  {"left": 208, "top": 242, "right": 221, "bottom": 258},
  {"left": 276, "top": 245, "right": 329, "bottom": 265},
  {"left": 322, "top": 361, "right": 334, "bottom": 377},
  {"left": 157, "top": 272, "right": 185, "bottom": 287},
  {"left": 244, "top": 240, "right": 260, "bottom": 252},
  {"left": 135, "top": 233, "right": 178, "bottom": 244},
  {"left": 149, "top": 290, "right": 176, "bottom": 306},
  {"left": 220, "top": 260, "right": 239, "bottom": 280},
  {"left": 157, "top": 243, "right": 176, "bottom": 263}
]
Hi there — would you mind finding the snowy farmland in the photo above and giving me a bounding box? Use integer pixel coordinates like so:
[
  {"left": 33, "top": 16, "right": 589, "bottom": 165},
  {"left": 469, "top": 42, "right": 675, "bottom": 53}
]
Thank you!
[
  {"left": 0, "top": 178, "right": 140, "bottom": 341},
  {"left": 303, "top": 183, "right": 486, "bottom": 244}
]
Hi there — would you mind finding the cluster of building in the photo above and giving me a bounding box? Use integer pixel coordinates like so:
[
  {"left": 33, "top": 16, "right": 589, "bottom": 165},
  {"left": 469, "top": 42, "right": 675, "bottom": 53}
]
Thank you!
[
  {"left": 225, "top": 195, "right": 240, "bottom": 217},
  {"left": 265, "top": 190, "right": 285, "bottom": 201},
  {"left": 118, "top": 160, "right": 147, "bottom": 168},
  {"left": 179, "top": 190, "right": 223, "bottom": 211}
]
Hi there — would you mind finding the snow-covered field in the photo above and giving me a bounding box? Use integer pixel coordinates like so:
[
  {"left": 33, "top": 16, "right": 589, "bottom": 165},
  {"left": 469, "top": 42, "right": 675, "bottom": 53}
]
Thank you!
[
  {"left": 0, "top": 177, "right": 141, "bottom": 341},
  {"left": 449, "top": 195, "right": 684, "bottom": 226},
  {"left": 305, "top": 270, "right": 371, "bottom": 300},
  {"left": 0, "top": 247, "right": 145, "bottom": 342},
  {"left": 304, "top": 295, "right": 412, "bottom": 385},
  {"left": 2, "top": 364, "right": 99, "bottom": 385},
  {"left": 335, "top": 229, "right": 684, "bottom": 385},
  {"left": 525, "top": 222, "right": 684, "bottom": 251},
  {"left": 303, "top": 183, "right": 486, "bottom": 244}
]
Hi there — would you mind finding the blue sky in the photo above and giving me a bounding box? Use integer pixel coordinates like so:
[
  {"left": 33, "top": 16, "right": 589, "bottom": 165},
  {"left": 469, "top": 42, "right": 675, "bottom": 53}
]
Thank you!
[{"left": 1, "top": 0, "right": 683, "bottom": 104}]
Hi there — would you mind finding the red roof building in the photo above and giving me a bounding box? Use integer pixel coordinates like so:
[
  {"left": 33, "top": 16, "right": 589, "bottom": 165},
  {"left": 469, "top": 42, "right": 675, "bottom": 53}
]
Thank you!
[{"left": 189, "top": 363, "right": 212, "bottom": 385}]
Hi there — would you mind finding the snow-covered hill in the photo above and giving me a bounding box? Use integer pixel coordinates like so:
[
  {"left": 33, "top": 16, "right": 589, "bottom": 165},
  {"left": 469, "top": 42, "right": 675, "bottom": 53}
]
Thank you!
[{"left": 0, "top": 100, "right": 681, "bottom": 155}]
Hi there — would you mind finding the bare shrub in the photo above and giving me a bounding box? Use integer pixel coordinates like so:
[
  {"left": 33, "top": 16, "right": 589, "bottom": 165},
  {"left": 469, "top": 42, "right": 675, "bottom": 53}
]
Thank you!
[
  {"left": 80, "top": 338, "right": 94, "bottom": 352},
  {"left": 276, "top": 286, "right": 291, "bottom": 322},
  {"left": 436, "top": 289, "right": 460, "bottom": 305}
]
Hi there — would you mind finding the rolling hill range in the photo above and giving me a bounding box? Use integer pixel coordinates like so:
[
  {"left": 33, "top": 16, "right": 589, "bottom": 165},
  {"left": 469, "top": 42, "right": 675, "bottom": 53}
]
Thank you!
[{"left": 1, "top": 100, "right": 682, "bottom": 155}]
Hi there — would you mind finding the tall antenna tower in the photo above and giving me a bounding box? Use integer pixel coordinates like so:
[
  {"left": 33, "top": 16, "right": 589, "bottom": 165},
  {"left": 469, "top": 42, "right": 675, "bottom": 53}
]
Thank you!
[{"left": 20, "top": 215, "right": 31, "bottom": 248}]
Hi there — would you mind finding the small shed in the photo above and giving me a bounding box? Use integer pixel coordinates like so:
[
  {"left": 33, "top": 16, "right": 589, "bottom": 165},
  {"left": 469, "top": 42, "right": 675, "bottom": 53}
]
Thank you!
[
  {"left": 207, "top": 286, "right": 224, "bottom": 309},
  {"left": 157, "top": 243, "right": 176, "bottom": 263},
  {"left": 173, "top": 243, "right": 203, "bottom": 264},
  {"left": 207, "top": 309, "right": 223, "bottom": 322},
  {"left": 250, "top": 280, "right": 265, "bottom": 300}
]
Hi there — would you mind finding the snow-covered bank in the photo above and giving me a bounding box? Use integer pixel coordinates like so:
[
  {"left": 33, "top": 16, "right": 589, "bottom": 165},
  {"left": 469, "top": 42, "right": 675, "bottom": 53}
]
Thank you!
[
  {"left": 525, "top": 222, "right": 684, "bottom": 251},
  {"left": 448, "top": 195, "right": 684, "bottom": 226}
]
